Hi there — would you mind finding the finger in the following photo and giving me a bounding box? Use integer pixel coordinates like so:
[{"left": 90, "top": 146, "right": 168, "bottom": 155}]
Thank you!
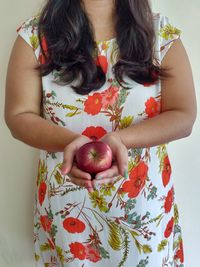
[
  {"left": 61, "top": 145, "right": 75, "bottom": 175},
  {"left": 70, "top": 164, "right": 91, "bottom": 181},
  {"left": 115, "top": 144, "right": 129, "bottom": 178},
  {"left": 94, "top": 164, "right": 119, "bottom": 180}
]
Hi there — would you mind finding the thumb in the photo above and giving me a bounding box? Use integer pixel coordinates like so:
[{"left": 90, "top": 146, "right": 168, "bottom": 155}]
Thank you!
[
  {"left": 61, "top": 145, "right": 75, "bottom": 174},
  {"left": 115, "top": 144, "right": 129, "bottom": 178}
]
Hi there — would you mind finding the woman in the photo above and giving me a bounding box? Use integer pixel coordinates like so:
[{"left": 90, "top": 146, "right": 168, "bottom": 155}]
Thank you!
[{"left": 4, "top": 0, "right": 196, "bottom": 266}]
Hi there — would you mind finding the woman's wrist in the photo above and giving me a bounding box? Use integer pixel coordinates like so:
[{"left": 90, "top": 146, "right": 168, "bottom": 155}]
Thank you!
[{"left": 110, "top": 130, "right": 129, "bottom": 148}]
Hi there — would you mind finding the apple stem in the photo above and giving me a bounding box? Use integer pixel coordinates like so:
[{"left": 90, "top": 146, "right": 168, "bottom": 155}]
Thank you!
[{"left": 90, "top": 136, "right": 97, "bottom": 141}]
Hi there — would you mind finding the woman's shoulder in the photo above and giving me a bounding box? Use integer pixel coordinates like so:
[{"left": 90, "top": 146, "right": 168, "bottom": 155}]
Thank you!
[
  {"left": 17, "top": 14, "right": 40, "bottom": 34},
  {"left": 152, "top": 12, "right": 181, "bottom": 62},
  {"left": 16, "top": 14, "right": 41, "bottom": 59}
]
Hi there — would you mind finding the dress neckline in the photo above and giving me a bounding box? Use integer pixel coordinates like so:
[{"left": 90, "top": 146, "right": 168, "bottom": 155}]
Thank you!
[{"left": 95, "top": 37, "right": 116, "bottom": 46}]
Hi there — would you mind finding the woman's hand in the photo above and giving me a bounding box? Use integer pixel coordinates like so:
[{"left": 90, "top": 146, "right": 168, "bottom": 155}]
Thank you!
[
  {"left": 60, "top": 135, "right": 94, "bottom": 193},
  {"left": 92, "top": 132, "right": 129, "bottom": 188}
]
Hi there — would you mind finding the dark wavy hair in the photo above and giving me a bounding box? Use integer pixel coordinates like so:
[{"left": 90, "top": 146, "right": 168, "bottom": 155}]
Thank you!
[{"left": 38, "top": 0, "right": 164, "bottom": 95}]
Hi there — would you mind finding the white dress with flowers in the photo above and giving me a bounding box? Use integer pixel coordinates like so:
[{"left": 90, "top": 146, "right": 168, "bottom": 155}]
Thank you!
[{"left": 17, "top": 13, "right": 184, "bottom": 267}]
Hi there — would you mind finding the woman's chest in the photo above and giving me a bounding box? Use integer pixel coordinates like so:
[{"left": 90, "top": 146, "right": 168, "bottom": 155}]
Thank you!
[{"left": 41, "top": 72, "right": 161, "bottom": 134}]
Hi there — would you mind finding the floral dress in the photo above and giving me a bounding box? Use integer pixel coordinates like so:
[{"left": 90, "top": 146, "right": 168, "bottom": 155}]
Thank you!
[{"left": 17, "top": 13, "right": 184, "bottom": 267}]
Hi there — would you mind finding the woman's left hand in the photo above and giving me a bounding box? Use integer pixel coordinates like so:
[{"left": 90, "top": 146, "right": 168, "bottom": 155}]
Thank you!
[{"left": 92, "top": 132, "right": 129, "bottom": 188}]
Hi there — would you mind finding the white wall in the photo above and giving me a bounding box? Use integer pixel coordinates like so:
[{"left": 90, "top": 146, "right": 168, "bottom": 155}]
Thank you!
[
  {"left": 0, "top": 1, "right": 199, "bottom": 266},
  {"left": 151, "top": 1, "right": 200, "bottom": 266},
  {"left": 0, "top": 1, "right": 43, "bottom": 267}
]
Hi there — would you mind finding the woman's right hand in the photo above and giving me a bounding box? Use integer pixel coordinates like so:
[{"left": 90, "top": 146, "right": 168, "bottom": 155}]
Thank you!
[{"left": 60, "top": 135, "right": 95, "bottom": 192}]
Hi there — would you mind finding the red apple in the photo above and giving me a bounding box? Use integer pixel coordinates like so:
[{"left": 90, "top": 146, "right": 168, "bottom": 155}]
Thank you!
[{"left": 75, "top": 141, "right": 112, "bottom": 178}]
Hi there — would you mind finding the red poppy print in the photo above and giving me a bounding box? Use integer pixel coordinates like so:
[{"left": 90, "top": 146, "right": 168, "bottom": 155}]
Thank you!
[
  {"left": 122, "top": 161, "right": 148, "bottom": 198},
  {"left": 39, "top": 36, "right": 48, "bottom": 64},
  {"left": 69, "top": 242, "right": 86, "bottom": 260},
  {"left": 145, "top": 97, "right": 160, "bottom": 118},
  {"left": 143, "top": 70, "right": 159, "bottom": 87},
  {"left": 63, "top": 217, "right": 86, "bottom": 233},
  {"left": 85, "top": 244, "right": 101, "bottom": 262},
  {"left": 38, "top": 181, "right": 47, "bottom": 206},
  {"left": 164, "top": 217, "right": 174, "bottom": 238},
  {"left": 40, "top": 215, "right": 52, "bottom": 232},
  {"left": 82, "top": 126, "right": 107, "bottom": 140},
  {"left": 101, "top": 85, "right": 119, "bottom": 109},
  {"left": 162, "top": 155, "right": 172, "bottom": 187},
  {"left": 164, "top": 187, "right": 174, "bottom": 213},
  {"left": 84, "top": 93, "right": 103, "bottom": 115},
  {"left": 174, "top": 240, "right": 184, "bottom": 263},
  {"left": 95, "top": 55, "right": 108, "bottom": 74}
]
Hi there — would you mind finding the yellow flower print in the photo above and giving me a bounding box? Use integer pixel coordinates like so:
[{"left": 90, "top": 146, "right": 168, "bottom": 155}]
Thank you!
[
  {"left": 89, "top": 190, "right": 108, "bottom": 212},
  {"left": 159, "top": 24, "right": 181, "bottom": 40},
  {"left": 119, "top": 116, "right": 134, "bottom": 129},
  {"left": 100, "top": 183, "right": 116, "bottom": 196}
]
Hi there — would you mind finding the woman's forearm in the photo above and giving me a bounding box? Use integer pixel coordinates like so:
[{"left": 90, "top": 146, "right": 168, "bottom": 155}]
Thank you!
[
  {"left": 6, "top": 112, "right": 79, "bottom": 152},
  {"left": 117, "top": 110, "right": 195, "bottom": 149}
]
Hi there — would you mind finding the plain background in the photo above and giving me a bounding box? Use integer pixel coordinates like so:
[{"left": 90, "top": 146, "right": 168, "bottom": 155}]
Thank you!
[{"left": 0, "top": 1, "right": 199, "bottom": 266}]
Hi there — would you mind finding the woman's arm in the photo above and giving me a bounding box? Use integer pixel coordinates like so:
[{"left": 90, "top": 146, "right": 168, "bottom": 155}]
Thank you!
[
  {"left": 116, "top": 39, "right": 197, "bottom": 149},
  {"left": 4, "top": 36, "right": 79, "bottom": 152}
]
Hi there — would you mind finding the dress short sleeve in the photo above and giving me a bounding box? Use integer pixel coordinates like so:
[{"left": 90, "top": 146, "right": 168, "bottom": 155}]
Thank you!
[
  {"left": 16, "top": 16, "right": 41, "bottom": 61},
  {"left": 154, "top": 13, "right": 181, "bottom": 63}
]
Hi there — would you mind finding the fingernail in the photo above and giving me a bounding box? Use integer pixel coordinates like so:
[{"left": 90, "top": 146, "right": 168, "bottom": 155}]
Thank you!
[
  {"left": 124, "top": 170, "right": 129, "bottom": 179},
  {"left": 61, "top": 165, "right": 67, "bottom": 174}
]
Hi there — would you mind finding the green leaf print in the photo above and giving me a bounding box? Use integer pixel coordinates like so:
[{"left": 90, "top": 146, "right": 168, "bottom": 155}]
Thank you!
[
  {"left": 50, "top": 224, "right": 58, "bottom": 240},
  {"left": 106, "top": 219, "right": 130, "bottom": 267},
  {"left": 147, "top": 186, "right": 157, "bottom": 201},
  {"left": 117, "top": 89, "right": 129, "bottom": 106},
  {"left": 156, "top": 144, "right": 167, "bottom": 173},
  {"left": 142, "top": 245, "right": 152, "bottom": 254},
  {"left": 56, "top": 246, "right": 65, "bottom": 263},
  {"left": 98, "top": 246, "right": 110, "bottom": 259},
  {"left": 136, "top": 256, "right": 149, "bottom": 267},
  {"left": 124, "top": 199, "right": 137, "bottom": 214},
  {"left": 61, "top": 186, "right": 83, "bottom": 196},
  {"left": 107, "top": 220, "right": 123, "bottom": 250},
  {"left": 40, "top": 243, "right": 52, "bottom": 252},
  {"left": 63, "top": 104, "right": 79, "bottom": 110},
  {"left": 174, "top": 203, "right": 179, "bottom": 224},
  {"left": 37, "top": 159, "right": 47, "bottom": 186},
  {"left": 51, "top": 90, "right": 57, "bottom": 97},
  {"left": 63, "top": 104, "right": 82, "bottom": 117},
  {"left": 129, "top": 148, "right": 143, "bottom": 158},
  {"left": 157, "top": 239, "right": 168, "bottom": 252},
  {"left": 30, "top": 35, "right": 39, "bottom": 50},
  {"left": 129, "top": 230, "right": 144, "bottom": 254},
  {"left": 119, "top": 116, "right": 134, "bottom": 129},
  {"left": 66, "top": 111, "right": 81, "bottom": 117},
  {"left": 134, "top": 238, "right": 143, "bottom": 253},
  {"left": 54, "top": 170, "right": 64, "bottom": 185},
  {"left": 34, "top": 253, "right": 40, "bottom": 261},
  {"left": 118, "top": 228, "right": 130, "bottom": 267}
]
